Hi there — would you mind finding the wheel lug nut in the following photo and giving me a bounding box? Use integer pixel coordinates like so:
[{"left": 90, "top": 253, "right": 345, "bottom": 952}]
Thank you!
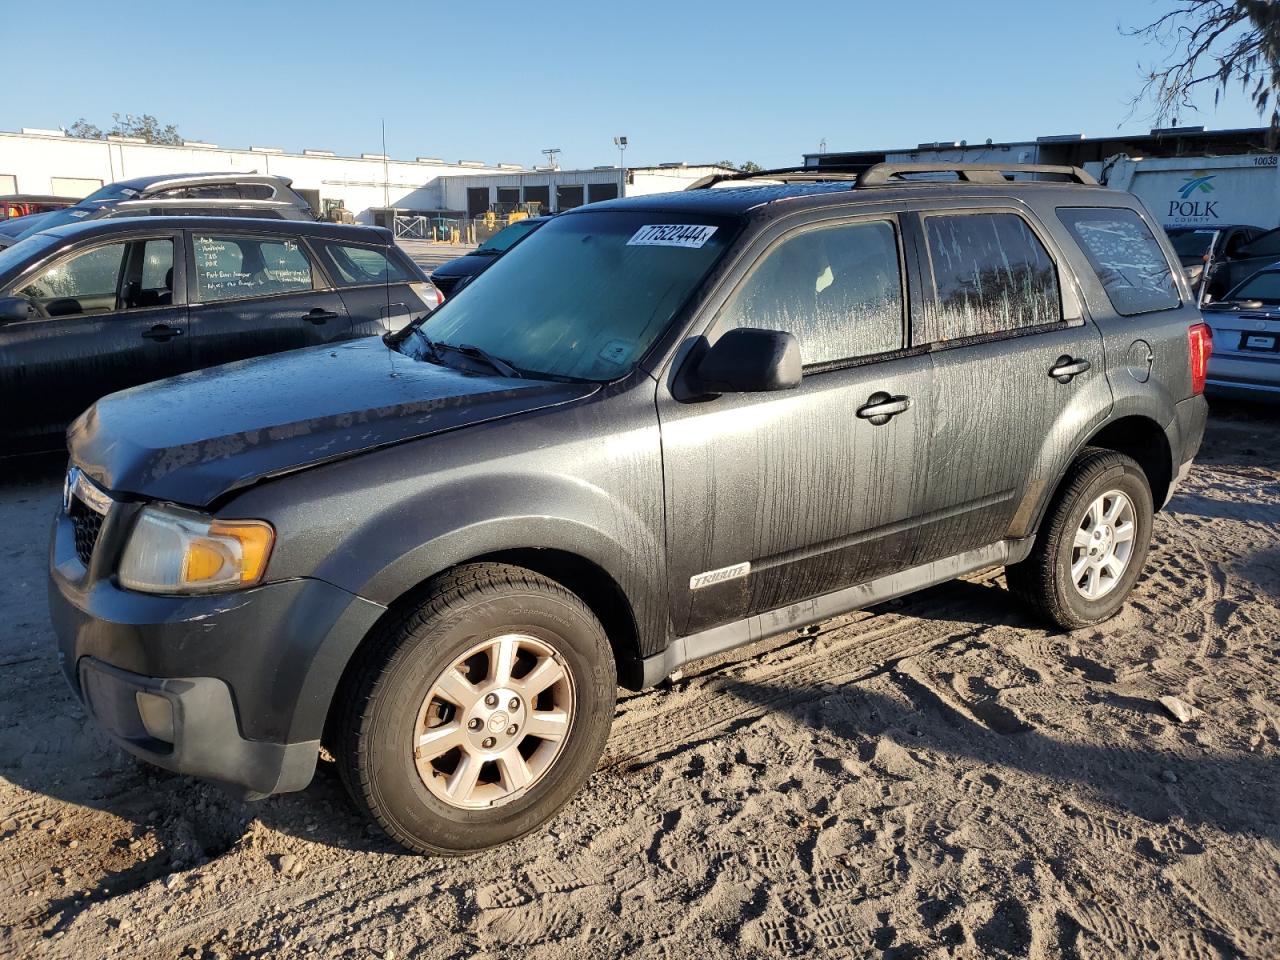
[
  {"left": 484, "top": 693, "right": 498, "bottom": 707},
  {"left": 481, "top": 736, "right": 495, "bottom": 749},
  {"left": 506, "top": 724, "right": 518, "bottom": 736},
  {"left": 508, "top": 697, "right": 520, "bottom": 711},
  {"left": 468, "top": 718, "right": 482, "bottom": 730}
]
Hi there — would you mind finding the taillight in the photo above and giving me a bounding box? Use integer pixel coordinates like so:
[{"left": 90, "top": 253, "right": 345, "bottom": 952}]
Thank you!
[
  {"left": 1188, "top": 322, "right": 1212, "bottom": 395},
  {"left": 410, "top": 280, "right": 445, "bottom": 310}
]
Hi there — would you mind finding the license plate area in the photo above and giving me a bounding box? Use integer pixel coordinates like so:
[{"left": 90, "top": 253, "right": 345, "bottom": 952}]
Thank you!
[{"left": 1239, "top": 332, "right": 1279, "bottom": 352}]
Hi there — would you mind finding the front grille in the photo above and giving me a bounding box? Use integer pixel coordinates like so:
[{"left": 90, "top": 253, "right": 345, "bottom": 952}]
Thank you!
[{"left": 70, "top": 496, "right": 104, "bottom": 566}]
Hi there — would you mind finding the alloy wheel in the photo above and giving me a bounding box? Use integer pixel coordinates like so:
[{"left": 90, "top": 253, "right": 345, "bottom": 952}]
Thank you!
[
  {"left": 412, "top": 633, "right": 574, "bottom": 809},
  {"left": 1070, "top": 489, "right": 1136, "bottom": 601}
]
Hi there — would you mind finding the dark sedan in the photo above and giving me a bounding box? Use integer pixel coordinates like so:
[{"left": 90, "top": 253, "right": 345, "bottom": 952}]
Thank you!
[
  {"left": 1166, "top": 223, "right": 1263, "bottom": 299},
  {"left": 430, "top": 215, "right": 550, "bottom": 296},
  {"left": 0, "top": 216, "right": 441, "bottom": 452},
  {"left": 1195, "top": 225, "right": 1280, "bottom": 303}
]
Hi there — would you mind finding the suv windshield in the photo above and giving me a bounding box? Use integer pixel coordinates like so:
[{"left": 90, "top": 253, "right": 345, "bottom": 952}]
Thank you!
[
  {"left": 1227, "top": 270, "right": 1280, "bottom": 304},
  {"left": 475, "top": 218, "right": 542, "bottom": 254},
  {"left": 80, "top": 182, "right": 144, "bottom": 204},
  {"left": 13, "top": 204, "right": 103, "bottom": 241},
  {"left": 1168, "top": 229, "right": 1216, "bottom": 258},
  {"left": 416, "top": 210, "right": 737, "bottom": 381}
]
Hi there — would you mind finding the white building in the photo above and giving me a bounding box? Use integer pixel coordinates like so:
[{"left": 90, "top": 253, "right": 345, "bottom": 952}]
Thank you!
[
  {"left": 434, "top": 164, "right": 735, "bottom": 217},
  {"left": 0, "top": 127, "right": 507, "bottom": 224},
  {"left": 0, "top": 128, "right": 731, "bottom": 225}
]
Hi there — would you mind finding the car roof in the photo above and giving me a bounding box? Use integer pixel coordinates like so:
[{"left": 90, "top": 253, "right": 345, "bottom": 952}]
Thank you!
[
  {"left": 570, "top": 166, "right": 1115, "bottom": 220},
  {"left": 0, "top": 194, "right": 70, "bottom": 203},
  {"left": 36, "top": 216, "right": 393, "bottom": 244},
  {"left": 112, "top": 172, "right": 296, "bottom": 193}
]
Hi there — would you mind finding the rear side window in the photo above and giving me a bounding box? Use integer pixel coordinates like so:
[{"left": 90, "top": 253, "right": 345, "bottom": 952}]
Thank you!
[
  {"left": 193, "top": 234, "right": 314, "bottom": 303},
  {"left": 719, "top": 219, "right": 904, "bottom": 366},
  {"left": 921, "top": 213, "right": 1061, "bottom": 343},
  {"left": 317, "top": 241, "right": 415, "bottom": 287},
  {"left": 1059, "top": 208, "right": 1180, "bottom": 316}
]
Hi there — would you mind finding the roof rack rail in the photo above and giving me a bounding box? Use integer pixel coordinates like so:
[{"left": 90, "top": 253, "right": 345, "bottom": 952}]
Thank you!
[
  {"left": 684, "top": 162, "right": 1099, "bottom": 192},
  {"left": 685, "top": 164, "right": 869, "bottom": 190},
  {"left": 856, "top": 162, "right": 1098, "bottom": 187}
]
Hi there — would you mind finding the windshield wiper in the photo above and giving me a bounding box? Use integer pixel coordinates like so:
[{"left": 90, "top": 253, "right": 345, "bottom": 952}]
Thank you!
[{"left": 440, "top": 342, "right": 524, "bottom": 379}]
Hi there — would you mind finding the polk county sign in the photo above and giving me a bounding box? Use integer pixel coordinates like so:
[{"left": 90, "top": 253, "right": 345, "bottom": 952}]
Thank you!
[
  {"left": 1087, "top": 155, "right": 1280, "bottom": 231},
  {"left": 1168, "top": 174, "right": 1219, "bottom": 222}
]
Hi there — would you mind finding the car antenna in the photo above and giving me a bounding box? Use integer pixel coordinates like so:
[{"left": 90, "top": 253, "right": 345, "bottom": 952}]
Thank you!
[{"left": 381, "top": 117, "right": 398, "bottom": 378}]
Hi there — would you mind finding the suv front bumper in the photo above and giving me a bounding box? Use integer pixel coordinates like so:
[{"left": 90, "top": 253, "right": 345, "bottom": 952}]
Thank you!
[
  {"left": 49, "top": 505, "right": 385, "bottom": 797},
  {"left": 75, "top": 657, "right": 318, "bottom": 796}
]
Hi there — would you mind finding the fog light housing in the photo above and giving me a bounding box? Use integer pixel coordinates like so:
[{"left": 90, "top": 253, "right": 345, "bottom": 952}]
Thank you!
[{"left": 135, "top": 691, "right": 175, "bottom": 743}]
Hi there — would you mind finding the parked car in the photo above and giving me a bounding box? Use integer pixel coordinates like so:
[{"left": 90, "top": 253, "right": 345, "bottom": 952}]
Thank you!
[
  {"left": 1165, "top": 223, "right": 1264, "bottom": 299},
  {"left": 430, "top": 216, "right": 550, "bottom": 296},
  {"left": 1201, "top": 265, "right": 1280, "bottom": 400},
  {"left": 0, "top": 173, "right": 315, "bottom": 248},
  {"left": 48, "top": 163, "right": 1208, "bottom": 855},
  {"left": 1193, "top": 224, "right": 1280, "bottom": 303},
  {"left": 0, "top": 194, "right": 77, "bottom": 221},
  {"left": 0, "top": 216, "right": 440, "bottom": 452}
]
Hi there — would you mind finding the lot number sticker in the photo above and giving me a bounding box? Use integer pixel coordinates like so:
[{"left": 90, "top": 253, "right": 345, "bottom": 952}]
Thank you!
[{"left": 628, "top": 224, "right": 718, "bottom": 248}]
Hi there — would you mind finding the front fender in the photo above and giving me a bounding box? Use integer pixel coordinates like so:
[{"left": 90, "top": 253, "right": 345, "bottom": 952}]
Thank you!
[{"left": 348, "top": 473, "right": 662, "bottom": 617}]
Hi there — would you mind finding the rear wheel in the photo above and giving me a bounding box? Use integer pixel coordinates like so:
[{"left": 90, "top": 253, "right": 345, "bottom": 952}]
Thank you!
[
  {"left": 334, "top": 563, "right": 616, "bottom": 855},
  {"left": 1007, "top": 448, "right": 1154, "bottom": 630}
]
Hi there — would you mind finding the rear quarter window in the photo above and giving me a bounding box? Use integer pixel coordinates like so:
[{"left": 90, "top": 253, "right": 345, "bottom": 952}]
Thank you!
[
  {"left": 1059, "top": 207, "right": 1180, "bottom": 316},
  {"left": 317, "top": 241, "right": 415, "bottom": 287}
]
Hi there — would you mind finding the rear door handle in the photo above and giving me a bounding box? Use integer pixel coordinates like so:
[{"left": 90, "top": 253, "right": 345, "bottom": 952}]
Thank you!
[
  {"left": 141, "top": 324, "right": 183, "bottom": 342},
  {"left": 856, "top": 392, "right": 911, "bottom": 426},
  {"left": 304, "top": 309, "right": 339, "bottom": 324},
  {"left": 1049, "top": 355, "right": 1091, "bottom": 383}
]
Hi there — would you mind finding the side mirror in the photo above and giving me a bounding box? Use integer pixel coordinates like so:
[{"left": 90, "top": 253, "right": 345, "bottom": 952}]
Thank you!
[
  {"left": 0, "top": 296, "right": 33, "bottom": 324},
  {"left": 696, "top": 327, "right": 802, "bottom": 394}
]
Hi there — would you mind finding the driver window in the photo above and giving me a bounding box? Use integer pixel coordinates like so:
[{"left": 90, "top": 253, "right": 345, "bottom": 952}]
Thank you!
[
  {"left": 718, "top": 220, "right": 904, "bottom": 367},
  {"left": 17, "top": 243, "right": 126, "bottom": 317}
]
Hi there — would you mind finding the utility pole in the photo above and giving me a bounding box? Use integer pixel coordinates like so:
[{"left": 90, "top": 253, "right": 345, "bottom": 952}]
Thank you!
[
  {"left": 613, "top": 136, "right": 628, "bottom": 196},
  {"left": 381, "top": 118, "right": 391, "bottom": 211}
]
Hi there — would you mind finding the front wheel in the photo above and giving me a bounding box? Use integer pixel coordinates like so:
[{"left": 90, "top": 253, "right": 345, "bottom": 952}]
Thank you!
[
  {"left": 1006, "top": 448, "right": 1154, "bottom": 630},
  {"left": 334, "top": 563, "right": 616, "bottom": 855}
]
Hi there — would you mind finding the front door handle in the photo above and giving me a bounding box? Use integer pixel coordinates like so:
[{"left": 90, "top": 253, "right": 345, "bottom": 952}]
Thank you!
[
  {"left": 1049, "top": 355, "right": 1091, "bottom": 383},
  {"left": 856, "top": 392, "right": 911, "bottom": 426},
  {"left": 304, "top": 309, "right": 339, "bottom": 324},
  {"left": 141, "top": 324, "right": 183, "bottom": 342}
]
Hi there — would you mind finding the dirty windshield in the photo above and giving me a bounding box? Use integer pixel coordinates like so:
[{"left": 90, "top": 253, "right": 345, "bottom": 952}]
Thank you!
[{"left": 415, "top": 210, "right": 737, "bottom": 381}]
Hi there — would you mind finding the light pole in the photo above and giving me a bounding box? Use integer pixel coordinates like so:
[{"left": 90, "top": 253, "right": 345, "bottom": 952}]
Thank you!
[
  {"left": 613, "top": 136, "right": 628, "bottom": 195},
  {"left": 541, "top": 148, "right": 561, "bottom": 170}
]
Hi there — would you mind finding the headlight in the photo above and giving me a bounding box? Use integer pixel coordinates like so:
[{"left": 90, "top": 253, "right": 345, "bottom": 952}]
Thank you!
[{"left": 118, "top": 505, "right": 274, "bottom": 594}]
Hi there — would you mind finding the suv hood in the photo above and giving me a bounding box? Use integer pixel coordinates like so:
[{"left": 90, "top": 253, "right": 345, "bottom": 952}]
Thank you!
[{"left": 69, "top": 337, "right": 599, "bottom": 506}]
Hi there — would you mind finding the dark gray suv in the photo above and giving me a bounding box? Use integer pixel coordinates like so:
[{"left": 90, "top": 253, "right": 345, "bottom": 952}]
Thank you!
[{"left": 48, "top": 163, "right": 1210, "bottom": 855}]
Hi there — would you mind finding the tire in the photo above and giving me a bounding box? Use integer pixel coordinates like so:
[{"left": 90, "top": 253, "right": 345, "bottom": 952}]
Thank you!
[
  {"left": 1006, "top": 448, "right": 1154, "bottom": 630},
  {"left": 334, "top": 562, "right": 617, "bottom": 856}
]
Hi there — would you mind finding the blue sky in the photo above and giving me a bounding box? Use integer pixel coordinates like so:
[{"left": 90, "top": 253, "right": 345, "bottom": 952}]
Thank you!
[{"left": 3, "top": 0, "right": 1264, "bottom": 169}]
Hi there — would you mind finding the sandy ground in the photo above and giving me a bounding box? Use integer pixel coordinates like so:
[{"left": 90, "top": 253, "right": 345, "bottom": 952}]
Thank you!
[{"left": 0, "top": 403, "right": 1277, "bottom": 960}]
